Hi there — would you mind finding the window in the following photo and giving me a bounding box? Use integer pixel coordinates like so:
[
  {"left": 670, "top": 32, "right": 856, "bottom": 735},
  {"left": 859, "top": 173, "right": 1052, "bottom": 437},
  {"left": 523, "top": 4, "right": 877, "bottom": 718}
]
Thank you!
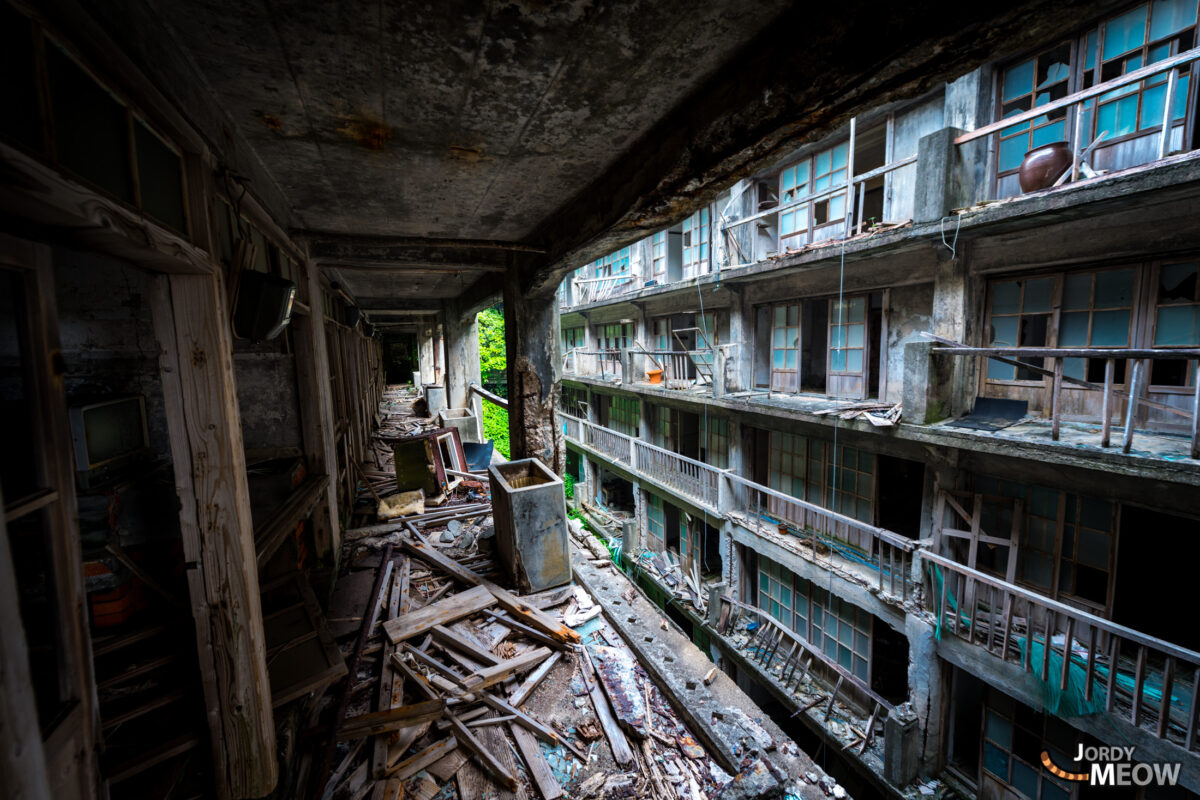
[
  {"left": 758, "top": 557, "right": 793, "bottom": 626},
  {"left": 1059, "top": 268, "right": 1135, "bottom": 381},
  {"left": 703, "top": 417, "right": 729, "bottom": 469},
  {"left": 985, "top": 277, "right": 1054, "bottom": 381},
  {"left": 760, "top": 556, "right": 871, "bottom": 683},
  {"left": 975, "top": 475, "right": 1118, "bottom": 610},
  {"left": 651, "top": 318, "right": 670, "bottom": 352},
  {"left": 996, "top": 43, "right": 1073, "bottom": 176},
  {"left": 607, "top": 395, "right": 639, "bottom": 437},
  {"left": 597, "top": 322, "right": 631, "bottom": 362},
  {"left": 594, "top": 247, "right": 631, "bottom": 277},
  {"left": 768, "top": 431, "right": 822, "bottom": 504},
  {"left": 679, "top": 516, "right": 690, "bottom": 559},
  {"left": 982, "top": 690, "right": 1076, "bottom": 800},
  {"left": 1092, "top": 1, "right": 1195, "bottom": 142},
  {"left": 1152, "top": 260, "right": 1200, "bottom": 385},
  {"left": 825, "top": 444, "right": 874, "bottom": 524},
  {"left": 776, "top": 140, "right": 849, "bottom": 248},
  {"left": 771, "top": 304, "right": 800, "bottom": 391},
  {"left": 682, "top": 208, "right": 710, "bottom": 278},
  {"left": 560, "top": 386, "right": 588, "bottom": 417},
  {"left": 779, "top": 162, "right": 811, "bottom": 244},
  {"left": 652, "top": 405, "right": 675, "bottom": 449},
  {"left": 562, "top": 326, "right": 584, "bottom": 352},
  {"left": 829, "top": 296, "right": 866, "bottom": 375},
  {"left": 646, "top": 494, "right": 665, "bottom": 553},
  {"left": 651, "top": 231, "right": 667, "bottom": 282},
  {"left": 812, "top": 142, "right": 849, "bottom": 229}
]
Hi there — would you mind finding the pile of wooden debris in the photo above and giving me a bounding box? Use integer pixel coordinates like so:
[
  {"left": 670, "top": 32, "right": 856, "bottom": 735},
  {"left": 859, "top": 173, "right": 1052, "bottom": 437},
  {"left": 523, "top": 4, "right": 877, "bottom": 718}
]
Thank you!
[{"left": 813, "top": 401, "right": 901, "bottom": 426}]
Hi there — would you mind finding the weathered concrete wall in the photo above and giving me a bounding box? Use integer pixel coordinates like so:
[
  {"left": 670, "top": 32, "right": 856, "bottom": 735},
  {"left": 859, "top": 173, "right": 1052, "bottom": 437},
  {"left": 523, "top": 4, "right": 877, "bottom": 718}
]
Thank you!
[
  {"left": 884, "top": 282, "right": 934, "bottom": 404},
  {"left": 231, "top": 346, "right": 303, "bottom": 454},
  {"left": 887, "top": 95, "right": 945, "bottom": 223}
]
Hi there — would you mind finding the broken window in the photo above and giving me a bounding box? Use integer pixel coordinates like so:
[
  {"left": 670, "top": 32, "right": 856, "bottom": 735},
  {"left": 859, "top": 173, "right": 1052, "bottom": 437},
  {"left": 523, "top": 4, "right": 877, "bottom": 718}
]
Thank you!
[
  {"left": 758, "top": 556, "right": 793, "bottom": 626},
  {"left": 561, "top": 325, "right": 584, "bottom": 354},
  {"left": 1152, "top": 260, "right": 1200, "bottom": 385},
  {"left": 996, "top": 43, "right": 1073, "bottom": 177},
  {"left": 682, "top": 208, "right": 710, "bottom": 278},
  {"left": 592, "top": 246, "right": 631, "bottom": 278},
  {"left": 778, "top": 162, "right": 810, "bottom": 246},
  {"left": 985, "top": 276, "right": 1054, "bottom": 381},
  {"left": 560, "top": 386, "right": 588, "bottom": 417},
  {"left": 596, "top": 322, "right": 631, "bottom": 364},
  {"left": 825, "top": 444, "right": 874, "bottom": 524},
  {"left": 974, "top": 475, "right": 1118, "bottom": 612}
]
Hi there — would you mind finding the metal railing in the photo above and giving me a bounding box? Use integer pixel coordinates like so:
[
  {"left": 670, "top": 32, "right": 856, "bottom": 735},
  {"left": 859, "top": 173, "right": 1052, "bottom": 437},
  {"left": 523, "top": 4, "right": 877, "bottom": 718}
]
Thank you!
[
  {"left": 570, "top": 350, "right": 622, "bottom": 381},
  {"left": 957, "top": 47, "right": 1200, "bottom": 189},
  {"left": 633, "top": 440, "right": 722, "bottom": 508},
  {"left": 926, "top": 334, "right": 1200, "bottom": 458},
  {"left": 632, "top": 349, "right": 700, "bottom": 389},
  {"left": 725, "top": 472, "right": 919, "bottom": 601},
  {"left": 924, "top": 551, "right": 1200, "bottom": 752}
]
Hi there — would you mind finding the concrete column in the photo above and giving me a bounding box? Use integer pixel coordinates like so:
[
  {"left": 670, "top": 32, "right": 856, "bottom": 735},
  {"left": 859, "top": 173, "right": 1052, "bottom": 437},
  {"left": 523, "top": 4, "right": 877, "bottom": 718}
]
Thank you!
[
  {"left": 725, "top": 286, "right": 752, "bottom": 393},
  {"left": 905, "top": 615, "right": 946, "bottom": 777},
  {"left": 503, "top": 275, "right": 564, "bottom": 473},
  {"left": 443, "top": 303, "right": 482, "bottom": 430},
  {"left": 418, "top": 317, "right": 436, "bottom": 385}
]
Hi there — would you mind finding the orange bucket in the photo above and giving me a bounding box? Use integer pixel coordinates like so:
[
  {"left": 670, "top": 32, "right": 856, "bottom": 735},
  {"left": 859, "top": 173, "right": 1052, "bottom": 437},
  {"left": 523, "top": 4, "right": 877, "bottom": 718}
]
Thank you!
[{"left": 646, "top": 368, "right": 663, "bottom": 384}]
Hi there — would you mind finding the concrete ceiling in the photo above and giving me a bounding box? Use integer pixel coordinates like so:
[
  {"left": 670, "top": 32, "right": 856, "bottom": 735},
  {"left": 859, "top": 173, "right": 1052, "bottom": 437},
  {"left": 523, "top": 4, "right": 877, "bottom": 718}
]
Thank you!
[{"left": 86, "top": 0, "right": 1125, "bottom": 318}]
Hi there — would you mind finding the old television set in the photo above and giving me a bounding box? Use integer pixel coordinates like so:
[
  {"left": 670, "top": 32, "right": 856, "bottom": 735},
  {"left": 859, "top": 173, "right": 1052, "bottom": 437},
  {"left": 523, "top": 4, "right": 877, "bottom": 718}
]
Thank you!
[
  {"left": 69, "top": 395, "right": 150, "bottom": 489},
  {"left": 233, "top": 270, "right": 295, "bottom": 341}
]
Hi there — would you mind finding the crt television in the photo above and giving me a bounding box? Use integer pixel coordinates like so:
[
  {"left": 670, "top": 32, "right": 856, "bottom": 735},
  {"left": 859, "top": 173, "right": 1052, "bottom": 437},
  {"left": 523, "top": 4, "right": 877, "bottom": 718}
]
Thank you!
[{"left": 69, "top": 395, "right": 150, "bottom": 488}]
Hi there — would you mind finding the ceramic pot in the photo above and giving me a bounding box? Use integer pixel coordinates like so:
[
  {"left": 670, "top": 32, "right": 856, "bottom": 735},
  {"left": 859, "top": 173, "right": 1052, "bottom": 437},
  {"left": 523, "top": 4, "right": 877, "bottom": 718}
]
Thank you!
[
  {"left": 1018, "top": 141, "right": 1072, "bottom": 193},
  {"left": 646, "top": 368, "right": 663, "bottom": 384}
]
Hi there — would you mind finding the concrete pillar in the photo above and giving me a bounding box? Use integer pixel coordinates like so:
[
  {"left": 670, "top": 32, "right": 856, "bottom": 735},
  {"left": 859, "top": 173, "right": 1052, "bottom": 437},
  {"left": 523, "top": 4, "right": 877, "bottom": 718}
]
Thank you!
[
  {"left": 725, "top": 286, "right": 752, "bottom": 393},
  {"left": 905, "top": 616, "right": 946, "bottom": 777},
  {"left": 884, "top": 705, "right": 921, "bottom": 786},
  {"left": 418, "top": 317, "right": 436, "bottom": 385},
  {"left": 443, "top": 303, "right": 482, "bottom": 433},
  {"left": 503, "top": 275, "right": 564, "bottom": 473}
]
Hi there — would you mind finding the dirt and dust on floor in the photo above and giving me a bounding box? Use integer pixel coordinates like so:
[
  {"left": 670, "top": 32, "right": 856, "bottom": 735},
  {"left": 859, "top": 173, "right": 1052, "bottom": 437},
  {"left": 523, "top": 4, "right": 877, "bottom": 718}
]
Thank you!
[{"left": 301, "top": 385, "right": 846, "bottom": 800}]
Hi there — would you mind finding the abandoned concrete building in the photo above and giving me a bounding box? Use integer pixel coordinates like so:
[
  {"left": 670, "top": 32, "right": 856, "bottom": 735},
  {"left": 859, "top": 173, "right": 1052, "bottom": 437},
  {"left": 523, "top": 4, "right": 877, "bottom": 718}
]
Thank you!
[{"left": 3, "top": 1, "right": 1200, "bottom": 799}]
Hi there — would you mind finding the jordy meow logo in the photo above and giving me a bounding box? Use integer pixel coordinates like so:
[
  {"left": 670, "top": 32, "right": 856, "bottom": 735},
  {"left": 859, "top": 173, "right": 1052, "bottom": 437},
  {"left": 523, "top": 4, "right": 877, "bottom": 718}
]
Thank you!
[{"left": 1041, "top": 746, "right": 1182, "bottom": 787}]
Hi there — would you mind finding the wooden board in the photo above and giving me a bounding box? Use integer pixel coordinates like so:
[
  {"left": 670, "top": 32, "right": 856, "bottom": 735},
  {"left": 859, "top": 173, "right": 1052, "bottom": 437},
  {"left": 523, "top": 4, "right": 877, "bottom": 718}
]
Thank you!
[
  {"left": 262, "top": 573, "right": 347, "bottom": 708},
  {"left": 510, "top": 724, "right": 563, "bottom": 800},
  {"left": 383, "top": 584, "right": 496, "bottom": 644}
]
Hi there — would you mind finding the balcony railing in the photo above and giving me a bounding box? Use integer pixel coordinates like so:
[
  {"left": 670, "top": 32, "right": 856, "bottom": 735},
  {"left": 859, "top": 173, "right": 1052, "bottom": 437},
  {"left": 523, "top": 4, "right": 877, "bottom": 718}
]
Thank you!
[
  {"left": 568, "top": 350, "right": 622, "bottom": 381},
  {"left": 571, "top": 274, "right": 634, "bottom": 305},
  {"left": 924, "top": 551, "right": 1200, "bottom": 753},
  {"left": 957, "top": 47, "right": 1200, "bottom": 193},
  {"left": 631, "top": 349, "right": 706, "bottom": 389},
  {"left": 927, "top": 334, "right": 1200, "bottom": 458},
  {"left": 633, "top": 440, "right": 722, "bottom": 508},
  {"left": 724, "top": 472, "right": 919, "bottom": 601},
  {"left": 584, "top": 421, "right": 633, "bottom": 464}
]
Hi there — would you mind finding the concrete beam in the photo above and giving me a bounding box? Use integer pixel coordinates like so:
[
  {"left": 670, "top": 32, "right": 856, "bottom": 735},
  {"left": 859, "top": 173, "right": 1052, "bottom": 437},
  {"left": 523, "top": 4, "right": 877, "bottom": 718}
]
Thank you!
[{"left": 503, "top": 276, "right": 563, "bottom": 472}]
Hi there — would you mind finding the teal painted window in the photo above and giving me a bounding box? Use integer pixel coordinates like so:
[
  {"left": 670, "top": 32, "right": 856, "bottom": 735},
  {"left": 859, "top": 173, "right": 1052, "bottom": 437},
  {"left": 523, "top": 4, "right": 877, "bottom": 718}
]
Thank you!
[
  {"left": 829, "top": 296, "right": 866, "bottom": 375},
  {"left": 1058, "top": 268, "right": 1134, "bottom": 381},
  {"left": 985, "top": 277, "right": 1054, "bottom": 381},
  {"left": 682, "top": 208, "right": 710, "bottom": 277},
  {"left": 996, "top": 42, "right": 1072, "bottom": 174},
  {"left": 646, "top": 493, "right": 665, "bottom": 553},
  {"left": 981, "top": 689, "right": 1077, "bottom": 800}
]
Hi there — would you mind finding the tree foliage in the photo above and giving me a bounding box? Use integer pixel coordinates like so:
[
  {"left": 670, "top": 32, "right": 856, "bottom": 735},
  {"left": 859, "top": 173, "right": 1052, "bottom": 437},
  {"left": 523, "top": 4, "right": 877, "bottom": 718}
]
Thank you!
[{"left": 477, "top": 305, "right": 509, "bottom": 458}]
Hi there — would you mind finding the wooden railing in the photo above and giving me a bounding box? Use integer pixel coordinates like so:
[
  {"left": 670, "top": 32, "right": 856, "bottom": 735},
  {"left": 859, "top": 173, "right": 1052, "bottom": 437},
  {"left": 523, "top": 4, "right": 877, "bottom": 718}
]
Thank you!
[
  {"left": 561, "top": 413, "right": 581, "bottom": 442},
  {"left": 957, "top": 47, "right": 1200, "bottom": 187},
  {"left": 632, "top": 349, "right": 699, "bottom": 388},
  {"left": 725, "top": 472, "right": 919, "bottom": 601},
  {"left": 925, "top": 551, "right": 1200, "bottom": 752},
  {"left": 633, "top": 440, "right": 722, "bottom": 508},
  {"left": 571, "top": 274, "right": 635, "bottom": 305},
  {"left": 583, "top": 420, "right": 633, "bottom": 464},
  {"left": 926, "top": 334, "right": 1200, "bottom": 458}
]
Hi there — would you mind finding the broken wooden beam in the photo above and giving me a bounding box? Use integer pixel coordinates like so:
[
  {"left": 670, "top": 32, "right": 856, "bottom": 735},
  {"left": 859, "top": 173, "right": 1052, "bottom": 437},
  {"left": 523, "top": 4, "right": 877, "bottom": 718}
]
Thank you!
[
  {"left": 444, "top": 712, "right": 518, "bottom": 791},
  {"left": 339, "top": 699, "right": 459, "bottom": 740},
  {"left": 383, "top": 584, "right": 496, "bottom": 644},
  {"left": 385, "top": 736, "right": 457, "bottom": 781}
]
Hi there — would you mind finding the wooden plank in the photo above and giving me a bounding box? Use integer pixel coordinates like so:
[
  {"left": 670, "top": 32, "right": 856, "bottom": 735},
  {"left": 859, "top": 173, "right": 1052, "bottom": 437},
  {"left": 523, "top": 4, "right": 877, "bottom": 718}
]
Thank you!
[
  {"left": 483, "top": 694, "right": 585, "bottom": 762},
  {"left": 509, "top": 652, "right": 562, "bottom": 707},
  {"left": 373, "top": 569, "right": 403, "bottom": 779},
  {"left": 510, "top": 724, "right": 564, "bottom": 800},
  {"left": 151, "top": 272, "right": 275, "bottom": 797},
  {"left": 432, "top": 625, "right": 501, "bottom": 666},
  {"left": 339, "top": 700, "right": 454, "bottom": 739},
  {"left": 385, "top": 736, "right": 457, "bottom": 781},
  {"left": 1101, "top": 358, "right": 1115, "bottom": 448},
  {"left": 465, "top": 647, "right": 552, "bottom": 691},
  {"left": 383, "top": 585, "right": 497, "bottom": 644},
  {"left": 1123, "top": 359, "right": 1144, "bottom": 454},
  {"left": 445, "top": 713, "right": 517, "bottom": 791},
  {"left": 580, "top": 647, "right": 634, "bottom": 767}
]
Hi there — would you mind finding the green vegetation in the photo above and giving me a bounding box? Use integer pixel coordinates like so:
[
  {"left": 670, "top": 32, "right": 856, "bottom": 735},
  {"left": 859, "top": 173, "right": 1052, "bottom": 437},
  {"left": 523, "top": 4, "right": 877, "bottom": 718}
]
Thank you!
[
  {"left": 563, "top": 473, "right": 575, "bottom": 500},
  {"left": 477, "top": 306, "right": 509, "bottom": 458}
]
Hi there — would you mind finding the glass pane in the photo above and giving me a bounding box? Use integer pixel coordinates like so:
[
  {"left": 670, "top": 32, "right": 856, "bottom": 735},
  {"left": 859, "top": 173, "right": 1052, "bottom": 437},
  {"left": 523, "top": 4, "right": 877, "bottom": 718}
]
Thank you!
[
  {"left": 1030, "top": 119, "right": 1066, "bottom": 149},
  {"left": 1059, "top": 311, "right": 1090, "bottom": 345},
  {"left": 847, "top": 349, "right": 863, "bottom": 372},
  {"left": 986, "top": 711, "right": 1013, "bottom": 748},
  {"left": 832, "top": 142, "right": 848, "bottom": 170},
  {"left": 1103, "top": 5, "right": 1149, "bottom": 60},
  {"left": 1096, "top": 269, "right": 1134, "bottom": 306},
  {"left": 1063, "top": 273, "right": 1092, "bottom": 310},
  {"left": 1155, "top": 305, "right": 1200, "bottom": 345},
  {"left": 1024, "top": 278, "right": 1054, "bottom": 313},
  {"left": 991, "top": 316, "right": 1020, "bottom": 347},
  {"left": 1063, "top": 356, "right": 1086, "bottom": 381},
  {"left": 830, "top": 193, "right": 845, "bottom": 219},
  {"left": 1140, "top": 82, "right": 1167, "bottom": 130},
  {"left": 787, "top": 305, "right": 799, "bottom": 326},
  {"left": 1097, "top": 93, "right": 1139, "bottom": 138},
  {"left": 847, "top": 324, "right": 864, "bottom": 348},
  {"left": 999, "top": 134, "right": 1029, "bottom": 172},
  {"left": 1012, "top": 759, "right": 1040, "bottom": 799},
  {"left": 774, "top": 306, "right": 786, "bottom": 325},
  {"left": 1160, "top": 262, "right": 1199, "bottom": 302},
  {"left": 993, "top": 282, "right": 1022, "bottom": 314},
  {"left": 830, "top": 349, "right": 846, "bottom": 372},
  {"left": 849, "top": 297, "right": 865, "bottom": 322},
  {"left": 1091, "top": 309, "right": 1131, "bottom": 346},
  {"left": 1004, "top": 58, "right": 1036, "bottom": 102},
  {"left": 984, "top": 742, "right": 1010, "bottom": 778},
  {"left": 782, "top": 168, "right": 795, "bottom": 193},
  {"left": 1149, "top": 0, "right": 1197, "bottom": 41}
]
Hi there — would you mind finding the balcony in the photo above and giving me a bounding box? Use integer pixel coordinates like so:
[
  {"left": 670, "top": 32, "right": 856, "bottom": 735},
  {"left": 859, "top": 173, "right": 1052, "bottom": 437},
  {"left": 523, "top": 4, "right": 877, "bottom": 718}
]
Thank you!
[
  {"left": 959, "top": 46, "right": 1200, "bottom": 201},
  {"left": 570, "top": 273, "right": 636, "bottom": 306},
  {"left": 924, "top": 551, "right": 1200, "bottom": 758},
  {"left": 927, "top": 336, "right": 1200, "bottom": 460}
]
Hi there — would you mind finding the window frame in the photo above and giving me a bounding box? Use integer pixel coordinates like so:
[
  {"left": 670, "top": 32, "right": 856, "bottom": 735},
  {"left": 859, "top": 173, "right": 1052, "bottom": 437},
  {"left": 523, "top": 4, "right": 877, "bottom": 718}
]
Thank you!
[{"left": 682, "top": 208, "right": 710, "bottom": 278}]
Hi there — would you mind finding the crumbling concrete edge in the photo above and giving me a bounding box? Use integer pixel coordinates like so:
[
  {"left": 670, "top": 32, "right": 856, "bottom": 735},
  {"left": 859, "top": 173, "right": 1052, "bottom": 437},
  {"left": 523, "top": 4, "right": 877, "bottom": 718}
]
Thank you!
[{"left": 569, "top": 539, "right": 830, "bottom": 798}]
